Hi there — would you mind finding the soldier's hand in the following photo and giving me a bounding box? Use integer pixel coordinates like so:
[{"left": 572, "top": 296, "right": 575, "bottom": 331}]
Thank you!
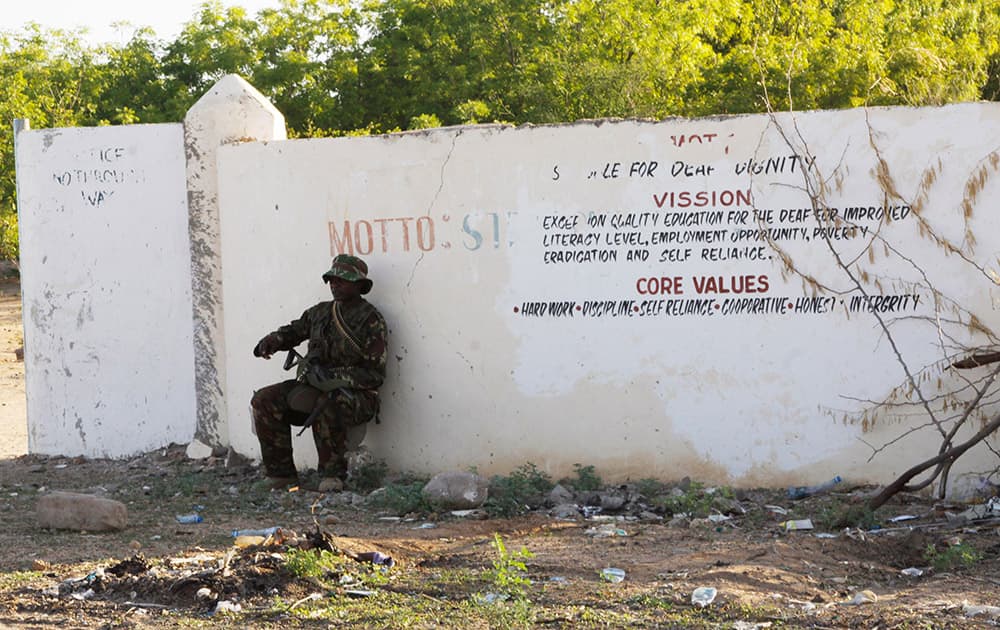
[{"left": 253, "top": 333, "right": 282, "bottom": 359}]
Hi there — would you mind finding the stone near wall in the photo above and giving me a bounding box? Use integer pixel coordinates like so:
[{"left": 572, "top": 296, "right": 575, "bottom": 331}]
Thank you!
[
  {"left": 546, "top": 483, "right": 575, "bottom": 506},
  {"left": 551, "top": 503, "right": 581, "bottom": 519},
  {"left": 186, "top": 439, "right": 213, "bottom": 460},
  {"left": 598, "top": 491, "right": 627, "bottom": 511},
  {"left": 37, "top": 491, "right": 128, "bottom": 532},
  {"left": 421, "top": 471, "right": 489, "bottom": 510}
]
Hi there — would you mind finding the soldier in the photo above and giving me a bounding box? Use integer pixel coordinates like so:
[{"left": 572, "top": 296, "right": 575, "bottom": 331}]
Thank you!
[{"left": 251, "top": 254, "right": 387, "bottom": 492}]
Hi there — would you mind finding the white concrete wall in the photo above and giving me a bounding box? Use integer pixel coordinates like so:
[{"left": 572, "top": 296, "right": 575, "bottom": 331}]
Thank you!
[
  {"left": 15, "top": 124, "right": 196, "bottom": 457},
  {"left": 218, "top": 103, "right": 1000, "bottom": 486},
  {"left": 183, "top": 75, "right": 287, "bottom": 452}
]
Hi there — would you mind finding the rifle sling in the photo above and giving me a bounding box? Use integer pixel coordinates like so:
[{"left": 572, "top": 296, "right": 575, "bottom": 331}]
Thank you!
[{"left": 333, "top": 302, "right": 366, "bottom": 356}]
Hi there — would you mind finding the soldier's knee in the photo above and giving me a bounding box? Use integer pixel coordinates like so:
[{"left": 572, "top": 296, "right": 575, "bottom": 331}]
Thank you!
[{"left": 252, "top": 388, "right": 268, "bottom": 407}]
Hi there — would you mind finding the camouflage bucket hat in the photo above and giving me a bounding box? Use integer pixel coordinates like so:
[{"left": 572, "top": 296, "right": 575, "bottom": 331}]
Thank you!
[{"left": 322, "top": 254, "right": 373, "bottom": 293}]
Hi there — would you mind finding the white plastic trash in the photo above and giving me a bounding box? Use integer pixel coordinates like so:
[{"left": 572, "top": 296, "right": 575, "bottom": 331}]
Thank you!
[
  {"left": 691, "top": 586, "right": 717, "bottom": 607},
  {"left": 781, "top": 519, "right": 814, "bottom": 531},
  {"left": 600, "top": 567, "right": 626, "bottom": 583}
]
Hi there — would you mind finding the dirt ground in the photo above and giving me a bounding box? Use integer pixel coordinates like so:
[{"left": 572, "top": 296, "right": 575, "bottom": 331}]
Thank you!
[
  {"left": 0, "top": 280, "right": 27, "bottom": 458},
  {"left": 2, "top": 281, "right": 1000, "bottom": 628}
]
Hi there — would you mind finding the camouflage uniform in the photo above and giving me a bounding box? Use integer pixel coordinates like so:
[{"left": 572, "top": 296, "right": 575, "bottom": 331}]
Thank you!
[{"left": 251, "top": 257, "right": 387, "bottom": 480}]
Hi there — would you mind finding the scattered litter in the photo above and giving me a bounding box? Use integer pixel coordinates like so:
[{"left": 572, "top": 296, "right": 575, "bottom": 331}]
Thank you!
[
  {"left": 195, "top": 587, "right": 213, "bottom": 600},
  {"left": 787, "top": 475, "right": 842, "bottom": 500},
  {"left": 355, "top": 551, "right": 395, "bottom": 568},
  {"left": 843, "top": 590, "right": 877, "bottom": 605},
  {"left": 338, "top": 574, "right": 358, "bottom": 586},
  {"left": 707, "top": 514, "right": 731, "bottom": 524},
  {"left": 474, "top": 592, "right": 510, "bottom": 604},
  {"left": 814, "top": 533, "right": 836, "bottom": 539},
  {"left": 581, "top": 506, "right": 603, "bottom": 518},
  {"left": 585, "top": 524, "right": 628, "bottom": 538},
  {"left": 780, "top": 519, "right": 814, "bottom": 531},
  {"left": 286, "top": 592, "right": 322, "bottom": 611},
  {"left": 344, "top": 589, "right": 375, "bottom": 598},
  {"left": 175, "top": 513, "right": 203, "bottom": 524},
  {"left": 450, "top": 509, "right": 487, "bottom": 519},
  {"left": 212, "top": 600, "right": 242, "bottom": 615},
  {"left": 548, "top": 576, "right": 568, "bottom": 584},
  {"left": 378, "top": 517, "right": 401, "bottom": 522},
  {"left": 765, "top": 505, "right": 788, "bottom": 515},
  {"left": 691, "top": 586, "right": 717, "bottom": 607},
  {"left": 964, "top": 602, "right": 1000, "bottom": 619},
  {"left": 231, "top": 527, "right": 279, "bottom": 537},
  {"left": 412, "top": 522, "right": 437, "bottom": 529},
  {"left": 889, "top": 514, "right": 918, "bottom": 523},
  {"left": 69, "top": 589, "right": 95, "bottom": 601},
  {"left": 589, "top": 514, "right": 625, "bottom": 522},
  {"left": 54, "top": 464, "right": 68, "bottom": 469},
  {"left": 600, "top": 567, "right": 626, "bottom": 583},
  {"left": 901, "top": 567, "right": 924, "bottom": 577},
  {"left": 955, "top": 496, "right": 1000, "bottom": 521},
  {"left": 733, "top": 622, "right": 772, "bottom": 630}
]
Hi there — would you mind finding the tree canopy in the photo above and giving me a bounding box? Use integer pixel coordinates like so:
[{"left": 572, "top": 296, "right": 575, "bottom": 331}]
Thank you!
[{"left": 2, "top": 0, "right": 999, "bottom": 260}]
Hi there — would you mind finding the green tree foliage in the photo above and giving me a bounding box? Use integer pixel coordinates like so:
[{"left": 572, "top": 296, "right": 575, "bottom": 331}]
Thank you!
[{"left": 1, "top": 0, "right": 1000, "bottom": 261}]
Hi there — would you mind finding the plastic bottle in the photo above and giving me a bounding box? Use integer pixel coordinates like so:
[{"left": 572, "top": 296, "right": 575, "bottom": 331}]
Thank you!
[
  {"left": 231, "top": 526, "right": 279, "bottom": 538},
  {"left": 787, "top": 475, "right": 842, "bottom": 500},
  {"left": 691, "top": 586, "right": 717, "bottom": 607},
  {"left": 356, "top": 551, "right": 395, "bottom": 568},
  {"left": 600, "top": 567, "right": 626, "bottom": 583},
  {"left": 175, "top": 513, "right": 204, "bottom": 524}
]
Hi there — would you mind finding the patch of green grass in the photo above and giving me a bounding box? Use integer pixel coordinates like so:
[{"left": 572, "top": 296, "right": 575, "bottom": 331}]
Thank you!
[
  {"left": 0, "top": 571, "right": 44, "bottom": 591},
  {"left": 633, "top": 478, "right": 664, "bottom": 498},
  {"left": 815, "top": 500, "right": 879, "bottom": 530},
  {"left": 368, "top": 473, "right": 431, "bottom": 515},
  {"left": 284, "top": 548, "right": 346, "bottom": 579},
  {"left": 625, "top": 593, "right": 676, "bottom": 611},
  {"left": 349, "top": 459, "right": 388, "bottom": 493},
  {"left": 467, "top": 597, "right": 536, "bottom": 629},
  {"left": 924, "top": 542, "right": 982, "bottom": 571},
  {"left": 560, "top": 464, "right": 602, "bottom": 492},
  {"left": 652, "top": 481, "right": 733, "bottom": 518},
  {"left": 486, "top": 463, "right": 554, "bottom": 517}
]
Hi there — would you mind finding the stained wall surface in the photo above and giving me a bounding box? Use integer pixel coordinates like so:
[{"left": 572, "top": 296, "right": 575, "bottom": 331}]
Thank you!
[
  {"left": 218, "top": 103, "right": 1000, "bottom": 485},
  {"left": 15, "top": 124, "right": 196, "bottom": 456}
]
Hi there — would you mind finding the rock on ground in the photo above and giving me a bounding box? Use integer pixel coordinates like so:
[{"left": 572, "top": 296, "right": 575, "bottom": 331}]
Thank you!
[
  {"left": 421, "top": 471, "right": 489, "bottom": 509},
  {"left": 36, "top": 491, "right": 128, "bottom": 532}
]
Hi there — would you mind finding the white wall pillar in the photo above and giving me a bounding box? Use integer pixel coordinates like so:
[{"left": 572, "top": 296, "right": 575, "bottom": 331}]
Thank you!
[
  {"left": 15, "top": 123, "right": 197, "bottom": 457},
  {"left": 183, "top": 75, "right": 287, "bottom": 453}
]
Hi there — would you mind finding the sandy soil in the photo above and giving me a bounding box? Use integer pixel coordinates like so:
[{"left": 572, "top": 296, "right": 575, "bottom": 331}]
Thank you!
[{"left": 0, "top": 280, "right": 27, "bottom": 459}]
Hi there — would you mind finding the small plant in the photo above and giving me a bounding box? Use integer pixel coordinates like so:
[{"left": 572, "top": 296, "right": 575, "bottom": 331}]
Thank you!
[
  {"left": 633, "top": 478, "right": 664, "bottom": 499},
  {"left": 485, "top": 463, "right": 554, "bottom": 517},
  {"left": 652, "top": 482, "right": 733, "bottom": 518},
  {"left": 815, "top": 500, "right": 879, "bottom": 530},
  {"left": 487, "top": 534, "right": 534, "bottom": 599},
  {"left": 370, "top": 477, "right": 432, "bottom": 515},
  {"left": 284, "top": 548, "right": 344, "bottom": 578},
  {"left": 924, "top": 542, "right": 982, "bottom": 571},
  {"left": 349, "top": 459, "right": 388, "bottom": 493},
  {"left": 561, "top": 464, "right": 602, "bottom": 492}
]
